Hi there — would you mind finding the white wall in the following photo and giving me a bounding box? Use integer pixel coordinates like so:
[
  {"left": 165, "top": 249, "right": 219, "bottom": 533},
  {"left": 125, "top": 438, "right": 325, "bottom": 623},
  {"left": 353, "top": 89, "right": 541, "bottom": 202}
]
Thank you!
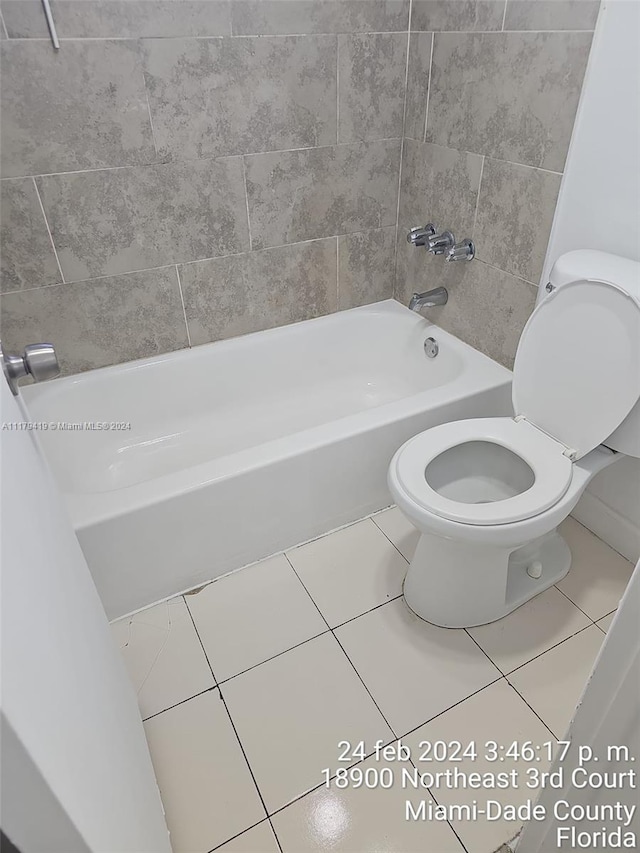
[
  {"left": 0, "top": 381, "right": 171, "bottom": 853},
  {"left": 541, "top": 0, "right": 640, "bottom": 562}
]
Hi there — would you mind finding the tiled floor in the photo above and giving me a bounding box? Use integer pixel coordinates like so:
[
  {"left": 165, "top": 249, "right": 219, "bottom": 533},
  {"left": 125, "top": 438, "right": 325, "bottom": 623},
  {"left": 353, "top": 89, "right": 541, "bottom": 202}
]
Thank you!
[{"left": 112, "top": 511, "right": 634, "bottom": 853}]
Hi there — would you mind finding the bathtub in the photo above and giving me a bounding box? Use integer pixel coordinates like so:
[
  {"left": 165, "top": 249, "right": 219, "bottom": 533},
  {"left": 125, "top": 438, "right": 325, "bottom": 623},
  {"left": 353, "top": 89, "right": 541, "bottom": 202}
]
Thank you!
[{"left": 23, "top": 300, "right": 512, "bottom": 619}]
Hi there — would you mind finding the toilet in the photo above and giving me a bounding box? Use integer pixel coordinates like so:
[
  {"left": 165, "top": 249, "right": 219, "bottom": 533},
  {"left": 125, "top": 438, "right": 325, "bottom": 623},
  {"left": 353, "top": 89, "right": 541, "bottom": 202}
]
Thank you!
[{"left": 389, "top": 250, "right": 640, "bottom": 628}]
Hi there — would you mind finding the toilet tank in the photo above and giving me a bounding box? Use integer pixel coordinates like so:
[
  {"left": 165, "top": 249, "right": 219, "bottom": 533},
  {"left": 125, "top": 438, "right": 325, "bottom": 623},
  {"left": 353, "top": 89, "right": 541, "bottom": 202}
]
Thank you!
[{"left": 547, "top": 250, "right": 640, "bottom": 458}]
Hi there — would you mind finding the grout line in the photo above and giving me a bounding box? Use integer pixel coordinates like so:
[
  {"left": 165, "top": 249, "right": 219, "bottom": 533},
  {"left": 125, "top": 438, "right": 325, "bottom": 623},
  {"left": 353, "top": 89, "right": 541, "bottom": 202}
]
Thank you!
[
  {"left": 264, "top": 736, "right": 398, "bottom": 821},
  {"left": 474, "top": 256, "right": 538, "bottom": 287},
  {"left": 1, "top": 137, "right": 403, "bottom": 182},
  {"left": 399, "top": 674, "right": 503, "bottom": 741},
  {"left": 501, "top": 0, "right": 509, "bottom": 32},
  {"left": 174, "top": 265, "right": 192, "bottom": 347},
  {"left": 32, "top": 177, "right": 66, "bottom": 284},
  {"left": 369, "top": 515, "right": 412, "bottom": 564},
  {"left": 242, "top": 136, "right": 402, "bottom": 161},
  {"left": 226, "top": 1, "right": 233, "bottom": 38},
  {"left": 207, "top": 818, "right": 275, "bottom": 853},
  {"left": 422, "top": 31, "right": 435, "bottom": 142},
  {"left": 216, "top": 629, "right": 332, "bottom": 686},
  {"left": 471, "top": 154, "right": 485, "bottom": 235},
  {"left": 331, "top": 628, "right": 399, "bottom": 737},
  {"left": 502, "top": 623, "right": 599, "bottom": 679},
  {"left": 217, "top": 686, "right": 273, "bottom": 829},
  {"left": 183, "top": 594, "right": 221, "bottom": 683},
  {"left": 141, "top": 685, "right": 216, "bottom": 722},
  {"left": 240, "top": 156, "right": 253, "bottom": 251},
  {"left": 268, "top": 818, "right": 284, "bottom": 853},
  {"left": 2, "top": 140, "right": 562, "bottom": 185},
  {"left": 335, "top": 34, "right": 340, "bottom": 144},
  {"left": 335, "top": 235, "right": 340, "bottom": 307},
  {"left": 283, "top": 553, "right": 332, "bottom": 630},
  {"left": 485, "top": 153, "right": 563, "bottom": 176},
  {"left": 141, "top": 67, "right": 159, "bottom": 161},
  {"left": 1, "top": 29, "right": 598, "bottom": 43},
  {"left": 553, "top": 583, "right": 599, "bottom": 625},
  {"left": 504, "top": 678, "right": 562, "bottom": 741}
]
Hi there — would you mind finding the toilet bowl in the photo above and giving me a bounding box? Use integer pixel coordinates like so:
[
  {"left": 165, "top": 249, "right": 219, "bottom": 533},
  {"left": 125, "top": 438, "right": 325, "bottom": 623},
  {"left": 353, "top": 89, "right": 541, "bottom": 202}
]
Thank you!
[{"left": 389, "top": 250, "right": 640, "bottom": 628}]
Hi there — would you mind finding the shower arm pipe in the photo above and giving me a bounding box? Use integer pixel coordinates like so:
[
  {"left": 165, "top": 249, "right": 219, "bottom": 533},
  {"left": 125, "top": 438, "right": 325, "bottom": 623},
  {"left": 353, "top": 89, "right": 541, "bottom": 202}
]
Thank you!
[{"left": 41, "top": 0, "right": 60, "bottom": 49}]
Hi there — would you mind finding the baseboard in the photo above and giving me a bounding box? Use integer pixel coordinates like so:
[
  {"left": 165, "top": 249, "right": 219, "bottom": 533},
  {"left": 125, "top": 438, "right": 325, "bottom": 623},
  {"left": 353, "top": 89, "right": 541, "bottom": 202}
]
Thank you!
[{"left": 572, "top": 491, "right": 640, "bottom": 564}]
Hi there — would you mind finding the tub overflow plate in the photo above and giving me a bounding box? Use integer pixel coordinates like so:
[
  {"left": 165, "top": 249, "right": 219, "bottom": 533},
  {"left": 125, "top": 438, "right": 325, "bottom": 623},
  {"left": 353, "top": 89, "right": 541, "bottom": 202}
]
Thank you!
[{"left": 424, "top": 337, "right": 439, "bottom": 358}]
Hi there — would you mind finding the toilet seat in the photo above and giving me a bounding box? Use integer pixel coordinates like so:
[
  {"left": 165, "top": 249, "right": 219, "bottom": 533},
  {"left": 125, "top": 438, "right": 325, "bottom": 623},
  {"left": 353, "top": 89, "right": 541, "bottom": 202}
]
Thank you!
[
  {"left": 392, "top": 417, "right": 574, "bottom": 526},
  {"left": 392, "top": 276, "right": 640, "bottom": 528}
]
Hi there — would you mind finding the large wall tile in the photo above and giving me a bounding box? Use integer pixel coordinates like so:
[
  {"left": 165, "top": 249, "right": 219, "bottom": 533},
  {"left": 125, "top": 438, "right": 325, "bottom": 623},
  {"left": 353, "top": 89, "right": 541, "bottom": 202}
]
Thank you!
[
  {"left": 338, "top": 33, "right": 407, "bottom": 143},
  {"left": 1, "top": 0, "right": 231, "bottom": 38},
  {"left": 231, "top": 0, "right": 409, "bottom": 35},
  {"left": 1, "top": 178, "right": 61, "bottom": 292},
  {"left": 143, "top": 36, "right": 337, "bottom": 161},
  {"left": 245, "top": 140, "right": 401, "bottom": 249},
  {"left": 411, "top": 0, "right": 505, "bottom": 31},
  {"left": 426, "top": 32, "right": 592, "bottom": 171},
  {"left": 180, "top": 238, "right": 337, "bottom": 344},
  {"left": 504, "top": 0, "right": 600, "bottom": 31},
  {"left": 474, "top": 158, "right": 561, "bottom": 284},
  {"left": 37, "top": 158, "right": 248, "bottom": 281},
  {"left": 427, "top": 260, "right": 537, "bottom": 367},
  {"left": 0, "top": 268, "right": 188, "bottom": 374},
  {"left": 338, "top": 227, "right": 396, "bottom": 309},
  {"left": 0, "top": 40, "right": 155, "bottom": 177},
  {"left": 404, "top": 32, "right": 432, "bottom": 142}
]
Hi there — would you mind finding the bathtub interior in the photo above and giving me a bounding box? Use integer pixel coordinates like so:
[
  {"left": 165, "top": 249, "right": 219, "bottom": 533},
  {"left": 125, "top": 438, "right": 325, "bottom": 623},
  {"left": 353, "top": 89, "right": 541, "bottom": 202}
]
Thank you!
[{"left": 22, "top": 302, "right": 477, "bottom": 495}]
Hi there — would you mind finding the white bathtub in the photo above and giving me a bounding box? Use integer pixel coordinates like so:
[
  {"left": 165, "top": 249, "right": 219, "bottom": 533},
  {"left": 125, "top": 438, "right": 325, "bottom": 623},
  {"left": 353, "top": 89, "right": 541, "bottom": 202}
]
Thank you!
[{"left": 23, "top": 301, "right": 512, "bottom": 619}]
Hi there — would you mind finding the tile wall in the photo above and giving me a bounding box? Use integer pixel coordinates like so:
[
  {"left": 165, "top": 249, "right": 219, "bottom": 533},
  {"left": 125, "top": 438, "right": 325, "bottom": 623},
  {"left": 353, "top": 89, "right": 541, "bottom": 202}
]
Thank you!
[
  {"left": 0, "top": 0, "right": 407, "bottom": 373},
  {"left": 0, "top": 0, "right": 598, "bottom": 374},
  {"left": 395, "top": 0, "right": 598, "bottom": 366}
]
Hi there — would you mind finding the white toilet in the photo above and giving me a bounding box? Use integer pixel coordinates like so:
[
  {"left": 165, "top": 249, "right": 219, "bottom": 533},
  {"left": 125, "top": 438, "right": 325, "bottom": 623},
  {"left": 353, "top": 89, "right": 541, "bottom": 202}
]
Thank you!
[{"left": 389, "top": 250, "right": 640, "bottom": 628}]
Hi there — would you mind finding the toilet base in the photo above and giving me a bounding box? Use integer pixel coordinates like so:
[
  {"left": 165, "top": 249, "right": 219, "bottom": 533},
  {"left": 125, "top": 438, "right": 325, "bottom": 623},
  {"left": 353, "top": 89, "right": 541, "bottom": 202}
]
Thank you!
[{"left": 403, "top": 528, "right": 571, "bottom": 628}]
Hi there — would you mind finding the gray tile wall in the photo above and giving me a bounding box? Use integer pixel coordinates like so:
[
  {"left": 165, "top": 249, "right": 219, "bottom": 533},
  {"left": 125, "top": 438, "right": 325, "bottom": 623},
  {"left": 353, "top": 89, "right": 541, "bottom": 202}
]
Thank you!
[
  {"left": 0, "top": 0, "right": 408, "bottom": 374},
  {"left": 395, "top": 0, "right": 597, "bottom": 368},
  {"left": 0, "top": 0, "right": 597, "bottom": 376}
]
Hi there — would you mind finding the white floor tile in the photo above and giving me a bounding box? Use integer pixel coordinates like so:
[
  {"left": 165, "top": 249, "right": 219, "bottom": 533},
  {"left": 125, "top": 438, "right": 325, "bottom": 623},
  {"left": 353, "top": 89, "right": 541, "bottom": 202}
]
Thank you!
[
  {"left": 596, "top": 611, "right": 616, "bottom": 633},
  {"left": 215, "top": 821, "right": 280, "bottom": 852},
  {"left": 286, "top": 519, "right": 408, "bottom": 627},
  {"left": 556, "top": 518, "right": 634, "bottom": 620},
  {"left": 508, "top": 625, "right": 605, "bottom": 738},
  {"left": 372, "top": 506, "right": 421, "bottom": 562},
  {"left": 335, "top": 598, "right": 500, "bottom": 736},
  {"left": 111, "top": 597, "right": 214, "bottom": 720},
  {"left": 405, "top": 680, "right": 554, "bottom": 853},
  {"left": 222, "top": 633, "right": 393, "bottom": 814},
  {"left": 272, "top": 752, "right": 464, "bottom": 853},
  {"left": 186, "top": 555, "right": 327, "bottom": 682},
  {"left": 144, "top": 690, "right": 265, "bottom": 853},
  {"left": 467, "top": 586, "right": 591, "bottom": 674}
]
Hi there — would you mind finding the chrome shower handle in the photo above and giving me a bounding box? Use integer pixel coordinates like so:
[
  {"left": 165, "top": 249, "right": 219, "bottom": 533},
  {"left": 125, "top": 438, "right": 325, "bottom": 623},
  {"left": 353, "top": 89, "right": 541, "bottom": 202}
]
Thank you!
[
  {"left": 427, "top": 231, "right": 455, "bottom": 255},
  {"left": 407, "top": 224, "right": 437, "bottom": 247}
]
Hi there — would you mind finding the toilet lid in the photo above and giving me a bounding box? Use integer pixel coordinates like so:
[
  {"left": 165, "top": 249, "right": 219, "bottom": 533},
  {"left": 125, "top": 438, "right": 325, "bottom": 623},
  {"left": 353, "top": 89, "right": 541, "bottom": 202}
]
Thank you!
[{"left": 513, "top": 279, "right": 640, "bottom": 460}]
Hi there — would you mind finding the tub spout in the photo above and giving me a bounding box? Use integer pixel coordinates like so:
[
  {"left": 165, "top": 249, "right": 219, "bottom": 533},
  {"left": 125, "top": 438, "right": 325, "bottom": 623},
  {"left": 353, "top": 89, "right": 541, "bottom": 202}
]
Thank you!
[{"left": 408, "top": 287, "right": 448, "bottom": 312}]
